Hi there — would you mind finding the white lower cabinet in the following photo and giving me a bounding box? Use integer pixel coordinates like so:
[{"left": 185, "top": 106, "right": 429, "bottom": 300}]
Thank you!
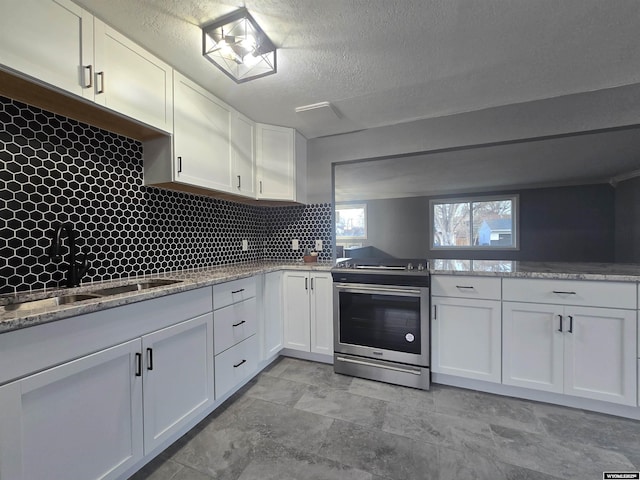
[
  {"left": 215, "top": 335, "right": 258, "bottom": 399},
  {"left": 503, "top": 301, "right": 637, "bottom": 406},
  {"left": 141, "top": 314, "right": 214, "bottom": 454},
  {"left": 0, "top": 339, "right": 143, "bottom": 480},
  {"left": 431, "top": 296, "right": 501, "bottom": 382},
  {"left": 283, "top": 271, "right": 333, "bottom": 355},
  {"left": 0, "top": 311, "right": 214, "bottom": 480}
]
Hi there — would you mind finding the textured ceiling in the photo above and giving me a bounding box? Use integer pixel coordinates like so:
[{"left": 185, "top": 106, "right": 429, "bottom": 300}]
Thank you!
[
  {"left": 74, "top": 0, "right": 640, "bottom": 139},
  {"left": 335, "top": 127, "right": 640, "bottom": 201}
]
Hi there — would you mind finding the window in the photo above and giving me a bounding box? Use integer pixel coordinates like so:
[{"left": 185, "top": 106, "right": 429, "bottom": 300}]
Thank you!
[
  {"left": 335, "top": 203, "right": 367, "bottom": 241},
  {"left": 430, "top": 195, "right": 518, "bottom": 249}
]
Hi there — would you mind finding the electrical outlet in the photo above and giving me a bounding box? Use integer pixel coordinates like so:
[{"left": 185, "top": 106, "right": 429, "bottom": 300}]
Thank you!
[
  {"left": 242, "top": 239, "right": 248, "bottom": 251},
  {"left": 315, "top": 239, "right": 323, "bottom": 251},
  {"left": 292, "top": 239, "right": 299, "bottom": 250}
]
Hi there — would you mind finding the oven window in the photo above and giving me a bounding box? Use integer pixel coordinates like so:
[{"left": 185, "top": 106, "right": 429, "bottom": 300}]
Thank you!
[{"left": 339, "top": 292, "right": 421, "bottom": 354}]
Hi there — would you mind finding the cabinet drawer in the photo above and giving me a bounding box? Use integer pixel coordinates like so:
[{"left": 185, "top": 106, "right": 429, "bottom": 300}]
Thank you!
[
  {"left": 503, "top": 278, "right": 636, "bottom": 309},
  {"left": 432, "top": 275, "right": 501, "bottom": 300},
  {"left": 213, "top": 277, "right": 256, "bottom": 309},
  {"left": 213, "top": 297, "right": 257, "bottom": 354},
  {"left": 214, "top": 335, "right": 258, "bottom": 399}
]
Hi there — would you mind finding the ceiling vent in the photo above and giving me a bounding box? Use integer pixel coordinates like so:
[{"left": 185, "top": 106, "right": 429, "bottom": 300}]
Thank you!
[{"left": 295, "top": 102, "right": 341, "bottom": 123}]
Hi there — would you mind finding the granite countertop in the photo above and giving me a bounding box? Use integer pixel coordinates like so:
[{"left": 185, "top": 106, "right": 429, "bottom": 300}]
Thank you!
[
  {"left": 430, "top": 259, "right": 640, "bottom": 282},
  {"left": 0, "top": 261, "right": 333, "bottom": 334}
]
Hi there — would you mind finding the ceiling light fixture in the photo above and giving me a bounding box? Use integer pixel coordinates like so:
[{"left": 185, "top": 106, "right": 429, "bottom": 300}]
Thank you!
[{"left": 202, "top": 7, "right": 277, "bottom": 84}]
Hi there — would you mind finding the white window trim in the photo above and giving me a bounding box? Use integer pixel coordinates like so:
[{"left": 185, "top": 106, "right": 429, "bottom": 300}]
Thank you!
[
  {"left": 429, "top": 194, "right": 519, "bottom": 251},
  {"left": 335, "top": 203, "right": 368, "bottom": 241}
]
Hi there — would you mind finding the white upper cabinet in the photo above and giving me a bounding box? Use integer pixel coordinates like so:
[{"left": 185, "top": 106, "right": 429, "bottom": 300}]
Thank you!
[
  {"left": 172, "top": 71, "right": 233, "bottom": 192},
  {"left": 256, "top": 123, "right": 307, "bottom": 202},
  {"left": 0, "top": 0, "right": 94, "bottom": 100},
  {"left": 93, "top": 19, "right": 173, "bottom": 132},
  {"left": 0, "top": 0, "right": 173, "bottom": 132},
  {"left": 231, "top": 111, "right": 256, "bottom": 198}
]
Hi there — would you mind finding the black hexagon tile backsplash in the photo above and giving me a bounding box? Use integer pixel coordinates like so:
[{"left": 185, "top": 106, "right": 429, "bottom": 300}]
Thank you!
[{"left": 0, "top": 96, "right": 332, "bottom": 294}]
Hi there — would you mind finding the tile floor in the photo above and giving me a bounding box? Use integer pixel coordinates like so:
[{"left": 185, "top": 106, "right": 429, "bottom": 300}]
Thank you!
[{"left": 131, "top": 357, "right": 640, "bottom": 480}]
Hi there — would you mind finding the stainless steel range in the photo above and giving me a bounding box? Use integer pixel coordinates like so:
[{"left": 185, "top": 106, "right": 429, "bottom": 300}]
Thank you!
[{"left": 331, "top": 258, "right": 430, "bottom": 390}]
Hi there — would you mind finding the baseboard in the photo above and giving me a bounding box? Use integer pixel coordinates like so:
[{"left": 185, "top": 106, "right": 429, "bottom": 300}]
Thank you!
[
  {"left": 432, "top": 373, "right": 640, "bottom": 420},
  {"left": 280, "top": 348, "right": 333, "bottom": 364}
]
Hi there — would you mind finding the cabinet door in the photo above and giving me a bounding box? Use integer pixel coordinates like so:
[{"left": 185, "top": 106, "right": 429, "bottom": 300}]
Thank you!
[
  {"left": 256, "top": 123, "right": 295, "bottom": 200},
  {"left": 310, "top": 272, "right": 334, "bottom": 355},
  {"left": 432, "top": 297, "right": 501, "bottom": 383},
  {"left": 93, "top": 19, "right": 173, "bottom": 132},
  {"left": 263, "top": 271, "right": 284, "bottom": 358},
  {"left": 0, "top": 0, "right": 94, "bottom": 100},
  {"left": 173, "top": 72, "right": 233, "bottom": 192},
  {"left": 563, "top": 306, "right": 636, "bottom": 406},
  {"left": 0, "top": 339, "right": 143, "bottom": 480},
  {"left": 232, "top": 112, "right": 256, "bottom": 198},
  {"left": 141, "top": 314, "right": 214, "bottom": 454},
  {"left": 502, "top": 302, "right": 564, "bottom": 393},
  {"left": 282, "top": 271, "right": 311, "bottom": 351}
]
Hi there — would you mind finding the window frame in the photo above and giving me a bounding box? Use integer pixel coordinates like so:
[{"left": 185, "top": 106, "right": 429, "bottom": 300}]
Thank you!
[
  {"left": 429, "top": 194, "right": 519, "bottom": 251},
  {"left": 335, "top": 203, "right": 368, "bottom": 241}
]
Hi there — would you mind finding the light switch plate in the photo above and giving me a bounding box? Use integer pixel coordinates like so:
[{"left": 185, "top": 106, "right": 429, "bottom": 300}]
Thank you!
[
  {"left": 292, "top": 239, "right": 299, "bottom": 250},
  {"left": 315, "top": 239, "right": 323, "bottom": 251},
  {"left": 242, "top": 239, "right": 248, "bottom": 251}
]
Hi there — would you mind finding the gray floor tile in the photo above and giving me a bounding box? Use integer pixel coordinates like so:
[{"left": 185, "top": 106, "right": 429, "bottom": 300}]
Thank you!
[
  {"left": 434, "top": 386, "right": 545, "bottom": 434},
  {"left": 348, "top": 376, "right": 435, "bottom": 410},
  {"left": 235, "top": 398, "right": 334, "bottom": 454},
  {"left": 294, "top": 385, "right": 387, "bottom": 429},
  {"left": 383, "top": 401, "right": 496, "bottom": 451},
  {"left": 318, "top": 419, "right": 439, "bottom": 480},
  {"left": 536, "top": 405, "right": 640, "bottom": 468},
  {"left": 279, "top": 357, "right": 354, "bottom": 390},
  {"left": 236, "top": 439, "right": 373, "bottom": 480},
  {"left": 259, "top": 356, "right": 293, "bottom": 378},
  {"left": 167, "top": 412, "right": 264, "bottom": 480},
  {"left": 244, "top": 372, "right": 309, "bottom": 406},
  {"left": 490, "top": 423, "right": 636, "bottom": 479}
]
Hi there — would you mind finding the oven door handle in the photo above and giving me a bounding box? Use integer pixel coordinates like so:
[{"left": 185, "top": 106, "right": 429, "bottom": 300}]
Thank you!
[{"left": 334, "top": 283, "right": 422, "bottom": 296}]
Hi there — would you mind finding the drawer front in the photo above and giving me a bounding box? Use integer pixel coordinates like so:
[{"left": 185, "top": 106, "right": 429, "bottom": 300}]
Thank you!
[
  {"left": 213, "top": 297, "right": 257, "bottom": 354},
  {"left": 214, "top": 334, "right": 258, "bottom": 399},
  {"left": 503, "top": 278, "right": 637, "bottom": 309},
  {"left": 213, "top": 277, "right": 256, "bottom": 310},
  {"left": 432, "top": 275, "right": 501, "bottom": 300}
]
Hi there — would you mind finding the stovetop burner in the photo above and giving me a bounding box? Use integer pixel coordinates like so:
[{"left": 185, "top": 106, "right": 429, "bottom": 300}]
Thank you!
[{"left": 332, "top": 258, "right": 430, "bottom": 287}]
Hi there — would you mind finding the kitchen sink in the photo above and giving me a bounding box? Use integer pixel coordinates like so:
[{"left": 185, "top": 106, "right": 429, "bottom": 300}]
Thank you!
[
  {"left": 1, "top": 293, "right": 101, "bottom": 313},
  {"left": 90, "top": 279, "right": 181, "bottom": 297},
  {"left": 1, "top": 279, "right": 182, "bottom": 314}
]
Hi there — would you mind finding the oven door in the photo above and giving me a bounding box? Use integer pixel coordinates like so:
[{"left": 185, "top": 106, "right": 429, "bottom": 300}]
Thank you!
[{"left": 333, "top": 282, "right": 429, "bottom": 367}]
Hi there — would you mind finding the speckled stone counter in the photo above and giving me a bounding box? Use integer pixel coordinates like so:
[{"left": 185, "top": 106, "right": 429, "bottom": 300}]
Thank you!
[
  {"left": 0, "top": 261, "right": 333, "bottom": 334},
  {"left": 431, "top": 259, "right": 640, "bottom": 282}
]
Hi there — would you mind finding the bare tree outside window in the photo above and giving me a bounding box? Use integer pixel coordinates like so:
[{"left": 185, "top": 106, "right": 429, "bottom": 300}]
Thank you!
[{"left": 431, "top": 196, "right": 518, "bottom": 250}]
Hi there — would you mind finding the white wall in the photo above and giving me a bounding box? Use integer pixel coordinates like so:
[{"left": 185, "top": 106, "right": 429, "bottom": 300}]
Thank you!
[{"left": 306, "top": 83, "right": 640, "bottom": 204}]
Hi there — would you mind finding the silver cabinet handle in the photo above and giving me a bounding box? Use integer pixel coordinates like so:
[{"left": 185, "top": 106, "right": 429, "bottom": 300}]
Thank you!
[
  {"left": 96, "top": 71, "right": 105, "bottom": 94},
  {"left": 84, "top": 65, "right": 93, "bottom": 88}
]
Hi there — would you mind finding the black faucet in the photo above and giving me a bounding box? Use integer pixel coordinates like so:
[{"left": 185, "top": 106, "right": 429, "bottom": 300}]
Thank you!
[{"left": 48, "top": 223, "right": 90, "bottom": 287}]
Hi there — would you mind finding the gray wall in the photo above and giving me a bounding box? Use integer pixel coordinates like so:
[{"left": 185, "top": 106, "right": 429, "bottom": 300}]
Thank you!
[
  {"left": 356, "top": 184, "right": 615, "bottom": 262},
  {"left": 307, "top": 83, "right": 640, "bottom": 203},
  {"left": 615, "top": 176, "right": 640, "bottom": 263}
]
